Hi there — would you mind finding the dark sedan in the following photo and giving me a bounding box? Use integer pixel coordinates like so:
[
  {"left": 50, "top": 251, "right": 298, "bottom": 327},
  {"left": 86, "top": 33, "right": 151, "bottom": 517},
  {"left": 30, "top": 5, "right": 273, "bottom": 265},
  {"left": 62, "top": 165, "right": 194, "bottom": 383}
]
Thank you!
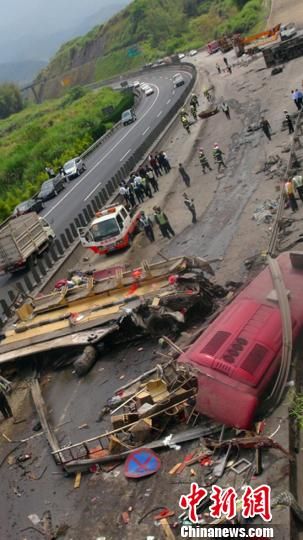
[
  {"left": 38, "top": 175, "right": 65, "bottom": 201},
  {"left": 13, "top": 198, "right": 44, "bottom": 216}
]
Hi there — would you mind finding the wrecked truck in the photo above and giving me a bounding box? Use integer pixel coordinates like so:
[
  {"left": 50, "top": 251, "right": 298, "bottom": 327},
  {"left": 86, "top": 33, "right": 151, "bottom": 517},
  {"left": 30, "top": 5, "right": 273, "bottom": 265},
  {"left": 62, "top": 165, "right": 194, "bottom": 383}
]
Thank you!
[{"left": 179, "top": 251, "right": 303, "bottom": 430}]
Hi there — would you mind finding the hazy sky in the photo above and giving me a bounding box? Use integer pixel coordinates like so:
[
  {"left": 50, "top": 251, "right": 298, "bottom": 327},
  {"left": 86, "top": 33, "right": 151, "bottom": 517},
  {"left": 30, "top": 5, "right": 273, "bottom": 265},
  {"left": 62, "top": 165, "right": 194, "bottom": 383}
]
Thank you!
[{"left": 0, "top": 0, "right": 117, "bottom": 36}]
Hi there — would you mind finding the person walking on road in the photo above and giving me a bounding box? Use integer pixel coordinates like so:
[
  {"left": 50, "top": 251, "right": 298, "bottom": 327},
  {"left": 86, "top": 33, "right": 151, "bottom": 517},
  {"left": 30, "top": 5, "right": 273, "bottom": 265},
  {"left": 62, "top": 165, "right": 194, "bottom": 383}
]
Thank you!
[
  {"left": 291, "top": 90, "right": 301, "bottom": 111},
  {"left": 285, "top": 179, "right": 298, "bottom": 212},
  {"left": 260, "top": 116, "right": 272, "bottom": 141},
  {"left": 223, "top": 57, "right": 229, "bottom": 68},
  {"left": 183, "top": 193, "right": 197, "bottom": 223},
  {"left": 213, "top": 144, "right": 226, "bottom": 172},
  {"left": 216, "top": 63, "right": 221, "bottom": 74},
  {"left": 284, "top": 110, "right": 294, "bottom": 134},
  {"left": 292, "top": 175, "right": 303, "bottom": 203},
  {"left": 140, "top": 211, "right": 155, "bottom": 242},
  {"left": 199, "top": 148, "right": 212, "bottom": 174},
  {"left": 221, "top": 101, "right": 231, "bottom": 119},
  {"left": 0, "top": 389, "right": 13, "bottom": 420},
  {"left": 153, "top": 206, "right": 175, "bottom": 239},
  {"left": 179, "top": 163, "right": 191, "bottom": 187}
]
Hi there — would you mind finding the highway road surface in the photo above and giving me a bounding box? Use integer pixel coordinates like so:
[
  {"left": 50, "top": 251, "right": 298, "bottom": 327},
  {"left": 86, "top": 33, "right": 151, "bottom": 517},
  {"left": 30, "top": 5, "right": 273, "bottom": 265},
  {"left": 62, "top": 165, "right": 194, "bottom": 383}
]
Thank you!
[{"left": 0, "top": 67, "right": 193, "bottom": 301}]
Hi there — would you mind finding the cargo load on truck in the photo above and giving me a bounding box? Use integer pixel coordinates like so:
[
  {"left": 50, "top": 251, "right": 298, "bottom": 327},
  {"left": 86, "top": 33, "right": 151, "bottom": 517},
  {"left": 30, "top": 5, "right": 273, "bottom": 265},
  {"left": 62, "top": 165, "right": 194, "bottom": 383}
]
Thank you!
[{"left": 0, "top": 213, "right": 55, "bottom": 274}]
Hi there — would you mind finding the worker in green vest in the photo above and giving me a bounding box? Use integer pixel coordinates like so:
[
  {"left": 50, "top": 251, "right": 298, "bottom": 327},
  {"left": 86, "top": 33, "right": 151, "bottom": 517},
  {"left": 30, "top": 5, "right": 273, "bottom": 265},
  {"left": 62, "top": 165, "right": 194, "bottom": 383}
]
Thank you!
[{"left": 153, "top": 206, "right": 175, "bottom": 239}]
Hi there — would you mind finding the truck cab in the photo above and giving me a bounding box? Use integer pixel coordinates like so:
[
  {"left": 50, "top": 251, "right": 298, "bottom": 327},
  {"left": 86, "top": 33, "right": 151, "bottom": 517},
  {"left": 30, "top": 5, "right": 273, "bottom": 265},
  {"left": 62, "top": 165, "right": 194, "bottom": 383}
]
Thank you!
[{"left": 78, "top": 204, "right": 142, "bottom": 255}]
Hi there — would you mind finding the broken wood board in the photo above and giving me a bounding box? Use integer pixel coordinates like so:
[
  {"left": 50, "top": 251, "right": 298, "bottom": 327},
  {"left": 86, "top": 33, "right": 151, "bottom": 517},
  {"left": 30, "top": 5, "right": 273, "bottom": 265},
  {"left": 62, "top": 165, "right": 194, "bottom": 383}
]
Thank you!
[{"left": 30, "top": 379, "right": 64, "bottom": 464}]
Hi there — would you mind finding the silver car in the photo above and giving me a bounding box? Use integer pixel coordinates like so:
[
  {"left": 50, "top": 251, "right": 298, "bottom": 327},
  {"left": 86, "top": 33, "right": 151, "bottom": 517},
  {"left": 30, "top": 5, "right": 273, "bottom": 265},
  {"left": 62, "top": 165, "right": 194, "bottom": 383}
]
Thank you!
[{"left": 63, "top": 157, "right": 86, "bottom": 180}]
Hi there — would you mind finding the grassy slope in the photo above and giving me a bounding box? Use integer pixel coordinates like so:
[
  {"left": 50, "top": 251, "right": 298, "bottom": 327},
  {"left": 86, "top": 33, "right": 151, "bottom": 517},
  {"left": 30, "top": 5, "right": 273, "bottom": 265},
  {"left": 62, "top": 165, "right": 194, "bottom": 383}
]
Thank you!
[
  {"left": 0, "top": 87, "right": 133, "bottom": 220},
  {"left": 41, "top": 0, "right": 268, "bottom": 83}
]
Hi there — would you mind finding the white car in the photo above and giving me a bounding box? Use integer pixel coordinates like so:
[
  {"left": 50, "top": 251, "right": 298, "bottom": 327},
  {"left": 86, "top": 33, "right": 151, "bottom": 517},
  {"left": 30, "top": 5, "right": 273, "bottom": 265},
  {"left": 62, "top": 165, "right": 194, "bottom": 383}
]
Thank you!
[
  {"left": 133, "top": 80, "right": 140, "bottom": 88},
  {"left": 63, "top": 157, "right": 86, "bottom": 181},
  {"left": 189, "top": 49, "right": 198, "bottom": 56},
  {"left": 173, "top": 73, "right": 185, "bottom": 88},
  {"left": 178, "top": 53, "right": 185, "bottom": 60},
  {"left": 144, "top": 86, "right": 154, "bottom": 96},
  {"left": 280, "top": 23, "right": 296, "bottom": 41}
]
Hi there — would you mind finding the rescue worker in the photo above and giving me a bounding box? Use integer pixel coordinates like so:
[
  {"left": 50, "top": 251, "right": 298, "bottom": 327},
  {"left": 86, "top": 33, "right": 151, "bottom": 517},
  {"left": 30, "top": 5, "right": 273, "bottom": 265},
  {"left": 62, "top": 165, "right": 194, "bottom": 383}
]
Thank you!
[
  {"left": 285, "top": 179, "right": 298, "bottom": 212},
  {"left": 284, "top": 110, "right": 294, "bottom": 134},
  {"left": 141, "top": 175, "right": 153, "bottom": 199},
  {"left": 183, "top": 193, "right": 197, "bottom": 224},
  {"left": 190, "top": 93, "right": 199, "bottom": 108},
  {"left": 119, "top": 183, "right": 130, "bottom": 205},
  {"left": 216, "top": 63, "right": 221, "bottom": 74},
  {"left": 292, "top": 175, "right": 303, "bottom": 203},
  {"left": 203, "top": 88, "right": 211, "bottom": 102},
  {"left": 190, "top": 103, "right": 197, "bottom": 121},
  {"left": 181, "top": 116, "right": 190, "bottom": 133},
  {"left": 199, "top": 148, "right": 213, "bottom": 174},
  {"left": 132, "top": 174, "right": 145, "bottom": 204},
  {"left": 213, "top": 143, "right": 227, "bottom": 172},
  {"left": 140, "top": 211, "right": 155, "bottom": 242},
  {"left": 179, "top": 163, "right": 191, "bottom": 187},
  {"left": 223, "top": 57, "right": 229, "bottom": 67},
  {"left": 260, "top": 116, "right": 272, "bottom": 141},
  {"left": 221, "top": 101, "right": 231, "bottom": 120},
  {"left": 153, "top": 206, "right": 175, "bottom": 239},
  {"left": 0, "top": 389, "right": 13, "bottom": 419}
]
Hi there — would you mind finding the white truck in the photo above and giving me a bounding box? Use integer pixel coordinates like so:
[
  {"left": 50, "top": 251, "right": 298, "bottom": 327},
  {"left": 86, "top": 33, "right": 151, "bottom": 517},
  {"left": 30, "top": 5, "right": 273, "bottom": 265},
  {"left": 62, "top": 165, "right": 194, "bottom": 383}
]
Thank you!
[
  {"left": 78, "top": 204, "right": 142, "bottom": 255},
  {"left": 0, "top": 213, "right": 55, "bottom": 274}
]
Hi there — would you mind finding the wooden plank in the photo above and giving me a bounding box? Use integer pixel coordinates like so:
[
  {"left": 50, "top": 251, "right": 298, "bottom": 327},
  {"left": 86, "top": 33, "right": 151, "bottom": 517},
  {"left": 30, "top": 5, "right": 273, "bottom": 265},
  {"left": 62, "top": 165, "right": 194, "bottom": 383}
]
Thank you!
[
  {"left": 160, "top": 518, "right": 176, "bottom": 539},
  {"left": 30, "top": 379, "right": 64, "bottom": 464}
]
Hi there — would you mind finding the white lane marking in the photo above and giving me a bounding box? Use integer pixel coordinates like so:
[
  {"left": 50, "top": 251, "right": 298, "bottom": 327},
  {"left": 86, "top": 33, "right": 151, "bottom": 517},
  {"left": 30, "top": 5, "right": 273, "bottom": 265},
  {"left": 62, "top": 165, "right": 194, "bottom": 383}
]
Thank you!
[
  {"left": 120, "top": 149, "right": 131, "bottom": 162},
  {"left": 44, "top": 83, "right": 160, "bottom": 217},
  {"left": 84, "top": 182, "right": 101, "bottom": 201},
  {"left": 142, "top": 126, "right": 150, "bottom": 136},
  {"left": 157, "top": 110, "right": 162, "bottom": 118},
  {"left": 166, "top": 98, "right": 171, "bottom": 105}
]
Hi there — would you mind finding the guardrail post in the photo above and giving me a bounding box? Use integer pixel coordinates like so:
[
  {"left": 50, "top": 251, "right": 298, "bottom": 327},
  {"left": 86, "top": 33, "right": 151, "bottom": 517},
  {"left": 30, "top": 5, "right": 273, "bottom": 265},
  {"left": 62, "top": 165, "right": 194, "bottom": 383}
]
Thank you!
[
  {"left": 91, "top": 198, "right": 98, "bottom": 212},
  {"left": 31, "top": 268, "right": 42, "bottom": 284},
  {"left": 49, "top": 245, "right": 59, "bottom": 262},
  {"left": 83, "top": 208, "right": 90, "bottom": 223},
  {"left": 101, "top": 189, "right": 108, "bottom": 204},
  {"left": 78, "top": 213, "right": 87, "bottom": 227},
  {"left": 106, "top": 181, "right": 114, "bottom": 196},
  {"left": 60, "top": 233, "right": 69, "bottom": 250},
  {"left": 55, "top": 239, "right": 64, "bottom": 255},
  {"left": 112, "top": 176, "right": 119, "bottom": 189},
  {"left": 65, "top": 227, "right": 74, "bottom": 244},
  {"left": 69, "top": 223, "right": 77, "bottom": 238},
  {"left": 24, "top": 275, "right": 34, "bottom": 292},
  {"left": 0, "top": 299, "right": 10, "bottom": 318},
  {"left": 86, "top": 204, "right": 94, "bottom": 219},
  {"left": 8, "top": 290, "right": 15, "bottom": 303},
  {"left": 43, "top": 253, "right": 53, "bottom": 269},
  {"left": 37, "top": 259, "right": 47, "bottom": 276},
  {"left": 16, "top": 281, "right": 26, "bottom": 294}
]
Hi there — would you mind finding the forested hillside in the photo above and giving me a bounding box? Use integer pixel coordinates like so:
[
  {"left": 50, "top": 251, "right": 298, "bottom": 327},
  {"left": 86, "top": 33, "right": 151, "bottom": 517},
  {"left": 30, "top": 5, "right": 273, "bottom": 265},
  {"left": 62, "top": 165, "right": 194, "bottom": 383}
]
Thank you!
[{"left": 38, "top": 0, "right": 267, "bottom": 86}]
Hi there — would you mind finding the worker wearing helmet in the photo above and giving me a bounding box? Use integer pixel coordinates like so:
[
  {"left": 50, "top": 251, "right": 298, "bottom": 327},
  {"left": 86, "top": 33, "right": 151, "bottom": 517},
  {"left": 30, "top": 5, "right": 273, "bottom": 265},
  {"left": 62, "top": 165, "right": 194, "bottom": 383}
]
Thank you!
[
  {"left": 199, "top": 148, "right": 212, "bottom": 174},
  {"left": 212, "top": 143, "right": 227, "bottom": 172}
]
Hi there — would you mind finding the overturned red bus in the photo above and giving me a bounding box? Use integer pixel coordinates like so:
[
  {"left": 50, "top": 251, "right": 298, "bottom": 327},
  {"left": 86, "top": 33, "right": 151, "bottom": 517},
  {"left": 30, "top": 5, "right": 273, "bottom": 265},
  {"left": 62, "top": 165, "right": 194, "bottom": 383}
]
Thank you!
[{"left": 178, "top": 252, "right": 303, "bottom": 429}]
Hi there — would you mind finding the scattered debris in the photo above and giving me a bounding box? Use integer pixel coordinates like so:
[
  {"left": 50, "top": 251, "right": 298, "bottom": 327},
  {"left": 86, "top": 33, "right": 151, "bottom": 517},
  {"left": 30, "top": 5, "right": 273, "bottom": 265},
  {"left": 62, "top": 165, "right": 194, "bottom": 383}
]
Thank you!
[
  {"left": 124, "top": 448, "right": 161, "bottom": 478},
  {"left": 252, "top": 200, "right": 278, "bottom": 224},
  {"left": 74, "top": 472, "right": 82, "bottom": 488}
]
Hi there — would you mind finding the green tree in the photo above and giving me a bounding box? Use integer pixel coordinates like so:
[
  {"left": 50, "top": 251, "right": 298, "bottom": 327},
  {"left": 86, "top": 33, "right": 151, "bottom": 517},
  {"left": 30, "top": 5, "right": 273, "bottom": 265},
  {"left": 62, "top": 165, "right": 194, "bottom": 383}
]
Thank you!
[{"left": 0, "top": 83, "right": 23, "bottom": 119}]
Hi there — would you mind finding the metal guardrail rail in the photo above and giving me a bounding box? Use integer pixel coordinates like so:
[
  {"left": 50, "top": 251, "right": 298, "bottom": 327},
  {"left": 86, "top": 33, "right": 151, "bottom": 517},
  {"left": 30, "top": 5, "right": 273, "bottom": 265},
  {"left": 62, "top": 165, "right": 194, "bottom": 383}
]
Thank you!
[
  {"left": 267, "top": 110, "right": 303, "bottom": 256},
  {"left": 0, "top": 64, "right": 197, "bottom": 322}
]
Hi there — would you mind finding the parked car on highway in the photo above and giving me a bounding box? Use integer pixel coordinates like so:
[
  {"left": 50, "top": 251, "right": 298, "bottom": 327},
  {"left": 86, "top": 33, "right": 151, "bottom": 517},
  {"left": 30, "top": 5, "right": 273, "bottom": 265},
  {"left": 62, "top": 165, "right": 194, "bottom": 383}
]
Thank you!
[
  {"left": 133, "top": 80, "right": 140, "bottom": 88},
  {"left": 280, "top": 23, "right": 296, "bottom": 41},
  {"left": 178, "top": 53, "right": 185, "bottom": 60},
  {"left": 63, "top": 157, "right": 86, "bottom": 180},
  {"left": 144, "top": 86, "right": 154, "bottom": 96},
  {"left": 121, "top": 109, "right": 137, "bottom": 126},
  {"left": 189, "top": 49, "right": 198, "bottom": 56},
  {"left": 13, "top": 198, "right": 44, "bottom": 217},
  {"left": 173, "top": 73, "right": 185, "bottom": 88},
  {"left": 140, "top": 82, "right": 149, "bottom": 90},
  {"left": 38, "top": 175, "right": 65, "bottom": 201}
]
